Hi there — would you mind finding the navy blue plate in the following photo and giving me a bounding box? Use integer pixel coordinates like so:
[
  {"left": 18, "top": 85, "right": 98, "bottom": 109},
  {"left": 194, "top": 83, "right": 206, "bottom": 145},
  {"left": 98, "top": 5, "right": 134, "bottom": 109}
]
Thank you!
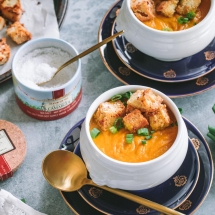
[
  {"left": 0, "top": 0, "right": 68, "bottom": 84},
  {"left": 98, "top": 0, "right": 215, "bottom": 98},
  {"left": 75, "top": 138, "right": 199, "bottom": 215},
  {"left": 59, "top": 117, "right": 213, "bottom": 215},
  {"left": 112, "top": 19, "right": 215, "bottom": 83}
]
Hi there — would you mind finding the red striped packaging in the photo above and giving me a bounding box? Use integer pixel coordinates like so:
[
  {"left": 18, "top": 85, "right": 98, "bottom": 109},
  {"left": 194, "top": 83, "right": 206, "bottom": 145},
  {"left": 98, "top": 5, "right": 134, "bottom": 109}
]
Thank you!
[{"left": 0, "top": 120, "right": 26, "bottom": 181}]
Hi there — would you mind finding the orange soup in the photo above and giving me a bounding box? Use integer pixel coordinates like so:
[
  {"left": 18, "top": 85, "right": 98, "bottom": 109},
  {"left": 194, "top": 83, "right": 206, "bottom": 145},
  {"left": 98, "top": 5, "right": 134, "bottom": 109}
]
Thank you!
[
  {"left": 89, "top": 88, "right": 178, "bottom": 163},
  {"left": 90, "top": 118, "right": 177, "bottom": 162},
  {"left": 132, "top": 0, "right": 210, "bottom": 31}
]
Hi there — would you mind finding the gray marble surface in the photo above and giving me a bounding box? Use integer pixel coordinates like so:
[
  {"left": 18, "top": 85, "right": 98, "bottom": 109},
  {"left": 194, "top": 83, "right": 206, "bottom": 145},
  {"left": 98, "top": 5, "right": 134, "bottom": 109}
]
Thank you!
[{"left": 0, "top": 0, "right": 215, "bottom": 214}]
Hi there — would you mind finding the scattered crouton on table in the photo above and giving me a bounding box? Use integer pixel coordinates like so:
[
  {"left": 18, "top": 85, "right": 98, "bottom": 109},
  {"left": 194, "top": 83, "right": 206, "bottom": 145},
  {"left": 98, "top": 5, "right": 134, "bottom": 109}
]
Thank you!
[
  {"left": 0, "top": 37, "right": 10, "bottom": 65},
  {"left": 7, "top": 21, "right": 32, "bottom": 44}
]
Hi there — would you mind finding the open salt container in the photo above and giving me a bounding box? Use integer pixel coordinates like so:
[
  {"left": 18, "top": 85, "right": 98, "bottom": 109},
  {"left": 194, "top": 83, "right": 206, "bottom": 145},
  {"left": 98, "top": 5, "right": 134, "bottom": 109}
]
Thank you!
[{"left": 12, "top": 38, "right": 82, "bottom": 120}]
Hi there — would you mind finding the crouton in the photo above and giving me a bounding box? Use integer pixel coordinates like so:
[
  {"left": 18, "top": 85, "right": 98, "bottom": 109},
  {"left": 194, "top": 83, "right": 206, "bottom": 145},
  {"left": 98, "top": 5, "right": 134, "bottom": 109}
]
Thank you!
[
  {"left": 156, "top": 0, "right": 179, "bottom": 17},
  {"left": 123, "top": 109, "right": 149, "bottom": 133},
  {"left": 0, "top": 38, "right": 10, "bottom": 65},
  {"left": 148, "top": 104, "right": 171, "bottom": 131},
  {"left": 94, "top": 100, "right": 126, "bottom": 131},
  {"left": 127, "top": 88, "right": 163, "bottom": 113},
  {"left": 176, "top": 0, "right": 201, "bottom": 15},
  {"left": 6, "top": 21, "right": 32, "bottom": 44},
  {"left": 0, "top": 0, "right": 23, "bottom": 22},
  {"left": 126, "top": 104, "right": 135, "bottom": 114},
  {"left": 0, "top": 16, "right": 5, "bottom": 30},
  {"left": 131, "top": 0, "right": 155, "bottom": 22}
]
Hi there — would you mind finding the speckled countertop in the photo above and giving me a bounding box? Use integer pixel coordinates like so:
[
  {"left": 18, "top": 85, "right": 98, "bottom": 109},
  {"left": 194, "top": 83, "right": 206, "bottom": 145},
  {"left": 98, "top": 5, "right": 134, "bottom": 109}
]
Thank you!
[{"left": 0, "top": 0, "right": 215, "bottom": 214}]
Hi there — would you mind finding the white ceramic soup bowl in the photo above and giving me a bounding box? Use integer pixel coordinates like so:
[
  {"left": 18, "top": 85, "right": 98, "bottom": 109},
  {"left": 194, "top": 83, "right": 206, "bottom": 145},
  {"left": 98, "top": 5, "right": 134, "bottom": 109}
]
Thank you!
[
  {"left": 12, "top": 38, "right": 82, "bottom": 121},
  {"left": 115, "top": 0, "right": 215, "bottom": 61},
  {"left": 80, "top": 85, "right": 188, "bottom": 190}
]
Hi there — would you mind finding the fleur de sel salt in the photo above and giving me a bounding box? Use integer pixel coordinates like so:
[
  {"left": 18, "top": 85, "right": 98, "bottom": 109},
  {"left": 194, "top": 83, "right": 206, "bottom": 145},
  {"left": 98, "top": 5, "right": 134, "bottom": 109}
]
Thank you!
[
  {"left": 15, "top": 47, "right": 77, "bottom": 89},
  {"left": 34, "top": 63, "right": 57, "bottom": 84}
]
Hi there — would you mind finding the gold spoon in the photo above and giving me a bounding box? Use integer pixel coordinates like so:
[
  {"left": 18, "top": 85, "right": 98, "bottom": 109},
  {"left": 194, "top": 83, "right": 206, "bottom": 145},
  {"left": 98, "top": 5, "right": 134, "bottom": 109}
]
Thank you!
[
  {"left": 37, "top": 30, "right": 124, "bottom": 86},
  {"left": 42, "top": 150, "right": 185, "bottom": 215}
]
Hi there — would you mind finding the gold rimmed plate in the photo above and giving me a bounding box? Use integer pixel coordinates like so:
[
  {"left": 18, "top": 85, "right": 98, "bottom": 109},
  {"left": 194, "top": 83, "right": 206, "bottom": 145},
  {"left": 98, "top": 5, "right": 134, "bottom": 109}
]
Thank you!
[
  {"left": 59, "top": 116, "right": 213, "bottom": 215},
  {"left": 112, "top": 18, "right": 215, "bottom": 83},
  {"left": 98, "top": 0, "right": 215, "bottom": 98},
  {"left": 74, "top": 137, "right": 199, "bottom": 215}
]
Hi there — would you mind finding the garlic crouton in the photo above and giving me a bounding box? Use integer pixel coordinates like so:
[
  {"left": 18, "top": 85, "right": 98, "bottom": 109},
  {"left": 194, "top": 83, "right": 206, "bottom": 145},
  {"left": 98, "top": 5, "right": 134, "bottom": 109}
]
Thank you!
[
  {"left": 156, "top": 0, "right": 179, "bottom": 17},
  {"left": 148, "top": 104, "right": 171, "bottom": 131},
  {"left": 94, "top": 100, "right": 126, "bottom": 131},
  {"left": 0, "top": 16, "right": 6, "bottom": 30},
  {"left": 0, "top": 38, "right": 10, "bottom": 65},
  {"left": 123, "top": 109, "right": 149, "bottom": 133},
  {"left": 7, "top": 21, "right": 32, "bottom": 44},
  {"left": 127, "top": 89, "right": 163, "bottom": 113},
  {"left": 0, "top": 0, "right": 23, "bottom": 22},
  {"left": 131, "top": 0, "right": 155, "bottom": 22},
  {"left": 176, "top": 0, "right": 201, "bottom": 15},
  {"left": 126, "top": 104, "right": 135, "bottom": 114}
]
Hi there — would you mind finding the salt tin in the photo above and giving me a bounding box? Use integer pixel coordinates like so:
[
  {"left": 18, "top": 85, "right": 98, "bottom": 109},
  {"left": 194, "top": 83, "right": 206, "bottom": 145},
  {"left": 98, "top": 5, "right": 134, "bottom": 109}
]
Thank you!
[{"left": 12, "top": 38, "right": 82, "bottom": 120}]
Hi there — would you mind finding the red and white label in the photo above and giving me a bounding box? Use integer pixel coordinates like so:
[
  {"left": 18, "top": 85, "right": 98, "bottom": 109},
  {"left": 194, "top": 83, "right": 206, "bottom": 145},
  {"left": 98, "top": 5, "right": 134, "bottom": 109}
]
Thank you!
[
  {"left": 52, "top": 89, "right": 65, "bottom": 99},
  {"left": 16, "top": 89, "right": 82, "bottom": 120},
  {"left": 0, "top": 156, "right": 13, "bottom": 181},
  {"left": 0, "top": 129, "right": 14, "bottom": 180}
]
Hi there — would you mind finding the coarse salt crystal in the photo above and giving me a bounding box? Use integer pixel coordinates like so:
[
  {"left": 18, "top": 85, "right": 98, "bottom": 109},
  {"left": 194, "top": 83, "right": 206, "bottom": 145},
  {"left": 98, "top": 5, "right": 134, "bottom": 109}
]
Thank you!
[
  {"left": 34, "top": 63, "right": 57, "bottom": 84},
  {"left": 15, "top": 47, "right": 77, "bottom": 89}
]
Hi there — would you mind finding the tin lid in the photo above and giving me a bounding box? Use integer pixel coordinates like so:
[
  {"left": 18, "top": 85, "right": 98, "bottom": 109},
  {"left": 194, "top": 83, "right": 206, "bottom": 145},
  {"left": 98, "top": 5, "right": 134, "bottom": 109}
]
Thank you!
[{"left": 0, "top": 120, "right": 27, "bottom": 181}]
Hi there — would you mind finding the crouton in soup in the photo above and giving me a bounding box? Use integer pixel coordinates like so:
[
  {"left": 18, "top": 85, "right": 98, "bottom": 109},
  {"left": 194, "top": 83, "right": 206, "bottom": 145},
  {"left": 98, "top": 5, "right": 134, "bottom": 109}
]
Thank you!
[
  {"left": 130, "top": 0, "right": 210, "bottom": 31},
  {"left": 90, "top": 88, "right": 178, "bottom": 163}
]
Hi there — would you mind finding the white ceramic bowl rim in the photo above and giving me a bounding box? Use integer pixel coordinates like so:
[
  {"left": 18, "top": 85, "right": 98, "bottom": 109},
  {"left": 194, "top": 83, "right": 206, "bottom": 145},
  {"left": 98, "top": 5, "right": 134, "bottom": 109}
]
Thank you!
[
  {"left": 126, "top": 0, "right": 214, "bottom": 34},
  {"left": 12, "top": 37, "right": 81, "bottom": 92},
  {"left": 85, "top": 85, "right": 184, "bottom": 166}
]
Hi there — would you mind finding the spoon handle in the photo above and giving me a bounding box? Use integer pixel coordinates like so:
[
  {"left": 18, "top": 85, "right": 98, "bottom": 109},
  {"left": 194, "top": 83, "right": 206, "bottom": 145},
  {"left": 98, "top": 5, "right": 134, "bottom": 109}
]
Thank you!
[
  {"left": 88, "top": 181, "right": 184, "bottom": 215},
  {"left": 55, "top": 30, "right": 124, "bottom": 75}
]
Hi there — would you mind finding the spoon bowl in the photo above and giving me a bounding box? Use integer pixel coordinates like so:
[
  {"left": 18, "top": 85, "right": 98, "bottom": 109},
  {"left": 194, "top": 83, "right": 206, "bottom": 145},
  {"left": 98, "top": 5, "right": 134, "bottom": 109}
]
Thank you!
[
  {"left": 42, "top": 150, "right": 184, "bottom": 215},
  {"left": 42, "top": 150, "right": 87, "bottom": 191}
]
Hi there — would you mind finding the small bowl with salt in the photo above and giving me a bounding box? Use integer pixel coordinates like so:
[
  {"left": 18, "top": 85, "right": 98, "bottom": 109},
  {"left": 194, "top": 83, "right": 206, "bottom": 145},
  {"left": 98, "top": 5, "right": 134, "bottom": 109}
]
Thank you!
[{"left": 12, "top": 37, "right": 82, "bottom": 120}]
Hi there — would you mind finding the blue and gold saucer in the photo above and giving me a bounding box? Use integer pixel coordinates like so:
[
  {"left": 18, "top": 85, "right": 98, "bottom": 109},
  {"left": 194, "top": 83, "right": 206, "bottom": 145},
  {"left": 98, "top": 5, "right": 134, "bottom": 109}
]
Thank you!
[
  {"left": 75, "top": 138, "right": 199, "bottom": 215},
  {"left": 98, "top": 0, "right": 215, "bottom": 98},
  {"left": 112, "top": 19, "right": 215, "bottom": 83},
  {"left": 59, "top": 117, "right": 213, "bottom": 215}
]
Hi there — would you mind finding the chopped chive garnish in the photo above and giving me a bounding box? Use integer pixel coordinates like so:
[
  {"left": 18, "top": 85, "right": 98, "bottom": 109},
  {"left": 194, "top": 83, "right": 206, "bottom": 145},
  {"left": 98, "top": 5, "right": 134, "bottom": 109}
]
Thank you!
[
  {"left": 90, "top": 128, "right": 100, "bottom": 138},
  {"left": 137, "top": 128, "right": 149, "bottom": 136},
  {"left": 109, "top": 126, "right": 118, "bottom": 134},
  {"left": 178, "top": 12, "right": 196, "bottom": 24},
  {"left": 178, "top": 107, "right": 183, "bottom": 114},
  {"left": 186, "top": 11, "right": 196, "bottom": 20},
  {"left": 175, "top": 122, "right": 178, "bottom": 126},
  {"left": 178, "top": 17, "right": 189, "bottom": 24},
  {"left": 122, "top": 91, "right": 133, "bottom": 99},
  {"left": 170, "top": 123, "right": 174, "bottom": 127},
  {"left": 150, "top": 130, "right": 155, "bottom": 134},
  {"left": 208, "top": 125, "right": 215, "bottom": 136},
  {"left": 126, "top": 134, "right": 133, "bottom": 138},
  {"left": 162, "top": 27, "right": 172, "bottom": 31},
  {"left": 21, "top": 198, "right": 26, "bottom": 203},
  {"left": 114, "top": 118, "right": 124, "bottom": 130},
  {"left": 145, "top": 135, "right": 152, "bottom": 140},
  {"left": 212, "top": 104, "right": 215, "bottom": 113},
  {"left": 111, "top": 94, "right": 122, "bottom": 101},
  {"left": 207, "top": 132, "right": 215, "bottom": 142},
  {"left": 142, "top": 140, "right": 147, "bottom": 144},
  {"left": 126, "top": 134, "right": 133, "bottom": 143}
]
